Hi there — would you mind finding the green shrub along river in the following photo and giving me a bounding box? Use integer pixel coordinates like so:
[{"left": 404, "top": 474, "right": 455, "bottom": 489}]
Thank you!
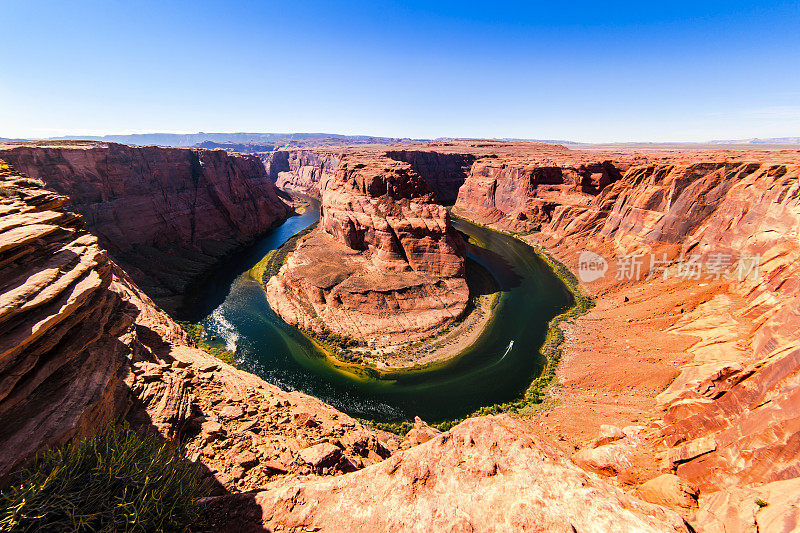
[{"left": 180, "top": 198, "right": 580, "bottom": 427}]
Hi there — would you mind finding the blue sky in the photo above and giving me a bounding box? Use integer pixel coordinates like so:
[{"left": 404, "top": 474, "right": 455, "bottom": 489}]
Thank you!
[{"left": 1, "top": 0, "right": 798, "bottom": 141}]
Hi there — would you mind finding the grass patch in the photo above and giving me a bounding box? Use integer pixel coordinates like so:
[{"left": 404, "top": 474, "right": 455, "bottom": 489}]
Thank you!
[
  {"left": 250, "top": 222, "right": 318, "bottom": 285},
  {"left": 11, "top": 177, "right": 45, "bottom": 188},
  {"left": 177, "top": 321, "right": 236, "bottom": 367},
  {"left": 0, "top": 425, "right": 206, "bottom": 532},
  {"left": 359, "top": 418, "right": 414, "bottom": 436}
]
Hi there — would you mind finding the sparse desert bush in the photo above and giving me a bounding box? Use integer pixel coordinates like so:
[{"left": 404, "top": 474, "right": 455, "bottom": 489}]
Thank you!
[
  {"left": 11, "top": 177, "right": 45, "bottom": 188},
  {"left": 0, "top": 425, "right": 206, "bottom": 532}
]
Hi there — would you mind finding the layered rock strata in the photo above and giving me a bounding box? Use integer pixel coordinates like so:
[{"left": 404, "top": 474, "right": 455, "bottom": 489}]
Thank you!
[
  {"left": 266, "top": 153, "right": 469, "bottom": 345},
  {"left": 385, "top": 149, "right": 476, "bottom": 203},
  {"left": 0, "top": 141, "right": 291, "bottom": 311},
  {"left": 491, "top": 157, "right": 800, "bottom": 529},
  {"left": 455, "top": 157, "right": 622, "bottom": 232},
  {"left": 261, "top": 149, "right": 341, "bottom": 197},
  {"left": 0, "top": 161, "right": 387, "bottom": 490}
]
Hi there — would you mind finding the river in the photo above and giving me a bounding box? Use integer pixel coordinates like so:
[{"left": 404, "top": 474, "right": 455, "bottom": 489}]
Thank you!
[{"left": 181, "top": 199, "right": 573, "bottom": 423}]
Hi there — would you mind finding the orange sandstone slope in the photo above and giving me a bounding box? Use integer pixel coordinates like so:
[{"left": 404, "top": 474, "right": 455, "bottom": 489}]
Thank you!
[
  {"left": 0, "top": 141, "right": 291, "bottom": 312},
  {"left": 451, "top": 151, "right": 800, "bottom": 529}
]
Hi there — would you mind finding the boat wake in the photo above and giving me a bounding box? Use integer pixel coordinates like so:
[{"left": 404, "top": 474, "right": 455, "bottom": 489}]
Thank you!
[{"left": 499, "top": 340, "right": 514, "bottom": 362}]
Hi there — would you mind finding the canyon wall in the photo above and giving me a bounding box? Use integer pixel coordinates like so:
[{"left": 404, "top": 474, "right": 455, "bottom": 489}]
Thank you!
[
  {"left": 385, "top": 149, "right": 476, "bottom": 203},
  {"left": 453, "top": 152, "right": 800, "bottom": 528},
  {"left": 260, "top": 149, "right": 341, "bottom": 198},
  {"left": 455, "top": 157, "right": 623, "bottom": 232},
  {"left": 266, "top": 153, "right": 469, "bottom": 345},
  {"left": 578, "top": 161, "right": 800, "bottom": 493},
  {"left": 0, "top": 162, "right": 388, "bottom": 488},
  {"left": 0, "top": 141, "right": 291, "bottom": 312}
]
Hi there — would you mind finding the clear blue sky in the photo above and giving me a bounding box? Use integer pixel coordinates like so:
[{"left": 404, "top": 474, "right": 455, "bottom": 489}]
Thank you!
[{"left": 1, "top": 0, "right": 798, "bottom": 142}]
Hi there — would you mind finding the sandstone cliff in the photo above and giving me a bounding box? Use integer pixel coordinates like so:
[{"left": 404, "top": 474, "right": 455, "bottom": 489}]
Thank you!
[
  {"left": 386, "top": 149, "right": 476, "bottom": 203},
  {"left": 468, "top": 154, "right": 800, "bottom": 530},
  {"left": 261, "top": 149, "right": 341, "bottom": 198},
  {"left": 0, "top": 161, "right": 387, "bottom": 490},
  {"left": 0, "top": 141, "right": 291, "bottom": 312},
  {"left": 266, "top": 153, "right": 468, "bottom": 345},
  {"left": 455, "top": 156, "right": 623, "bottom": 232}
]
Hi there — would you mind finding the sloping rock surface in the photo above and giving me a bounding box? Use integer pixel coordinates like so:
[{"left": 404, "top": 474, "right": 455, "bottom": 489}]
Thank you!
[
  {"left": 0, "top": 160, "right": 387, "bottom": 491},
  {"left": 204, "top": 415, "right": 689, "bottom": 532}
]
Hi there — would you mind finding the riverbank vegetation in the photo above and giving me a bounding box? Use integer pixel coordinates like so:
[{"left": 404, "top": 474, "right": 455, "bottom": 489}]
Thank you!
[
  {"left": 373, "top": 216, "right": 595, "bottom": 434},
  {"left": 0, "top": 425, "right": 206, "bottom": 532},
  {"left": 177, "top": 322, "right": 237, "bottom": 367},
  {"left": 249, "top": 222, "right": 318, "bottom": 285}
]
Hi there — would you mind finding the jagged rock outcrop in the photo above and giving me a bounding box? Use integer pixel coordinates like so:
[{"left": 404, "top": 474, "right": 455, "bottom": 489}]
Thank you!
[
  {"left": 0, "top": 141, "right": 291, "bottom": 311},
  {"left": 266, "top": 153, "right": 468, "bottom": 344},
  {"left": 455, "top": 157, "right": 622, "bottom": 232},
  {"left": 203, "top": 415, "right": 690, "bottom": 532}
]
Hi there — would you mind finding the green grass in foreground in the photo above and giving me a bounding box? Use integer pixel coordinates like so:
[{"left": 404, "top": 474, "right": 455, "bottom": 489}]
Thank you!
[
  {"left": 177, "top": 321, "right": 236, "bottom": 367},
  {"left": 0, "top": 425, "right": 206, "bottom": 533}
]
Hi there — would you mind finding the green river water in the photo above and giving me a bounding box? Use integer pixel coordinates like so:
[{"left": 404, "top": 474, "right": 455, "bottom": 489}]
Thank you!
[{"left": 183, "top": 200, "right": 573, "bottom": 423}]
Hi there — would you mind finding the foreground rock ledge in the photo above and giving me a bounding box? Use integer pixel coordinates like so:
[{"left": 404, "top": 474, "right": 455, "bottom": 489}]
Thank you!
[{"left": 202, "top": 415, "right": 689, "bottom": 532}]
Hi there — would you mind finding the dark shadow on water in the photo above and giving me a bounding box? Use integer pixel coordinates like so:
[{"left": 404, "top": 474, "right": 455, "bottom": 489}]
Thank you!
[{"left": 466, "top": 242, "right": 523, "bottom": 290}]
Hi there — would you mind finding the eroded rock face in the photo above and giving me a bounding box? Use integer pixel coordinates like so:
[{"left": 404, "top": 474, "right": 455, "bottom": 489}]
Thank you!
[
  {"left": 266, "top": 153, "right": 468, "bottom": 344},
  {"left": 203, "top": 415, "right": 689, "bottom": 532},
  {"left": 261, "top": 149, "right": 341, "bottom": 198},
  {"left": 386, "top": 149, "right": 476, "bottom": 203},
  {"left": 534, "top": 161, "right": 800, "bottom": 491},
  {"left": 494, "top": 157, "right": 800, "bottom": 523},
  {"left": 455, "top": 156, "right": 622, "bottom": 232},
  {"left": 0, "top": 141, "right": 290, "bottom": 311},
  {"left": 0, "top": 160, "right": 388, "bottom": 492},
  {"left": 0, "top": 170, "right": 135, "bottom": 482}
]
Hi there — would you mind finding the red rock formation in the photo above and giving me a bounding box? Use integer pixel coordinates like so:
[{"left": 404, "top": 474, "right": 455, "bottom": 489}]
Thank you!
[
  {"left": 0, "top": 161, "right": 387, "bottom": 490},
  {"left": 203, "top": 415, "right": 689, "bottom": 532},
  {"left": 261, "top": 149, "right": 341, "bottom": 197},
  {"left": 0, "top": 169, "right": 135, "bottom": 482},
  {"left": 455, "top": 157, "right": 622, "bottom": 232},
  {"left": 501, "top": 157, "right": 800, "bottom": 518},
  {"left": 385, "top": 149, "right": 476, "bottom": 203},
  {"left": 266, "top": 153, "right": 468, "bottom": 344},
  {"left": 0, "top": 141, "right": 291, "bottom": 311}
]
